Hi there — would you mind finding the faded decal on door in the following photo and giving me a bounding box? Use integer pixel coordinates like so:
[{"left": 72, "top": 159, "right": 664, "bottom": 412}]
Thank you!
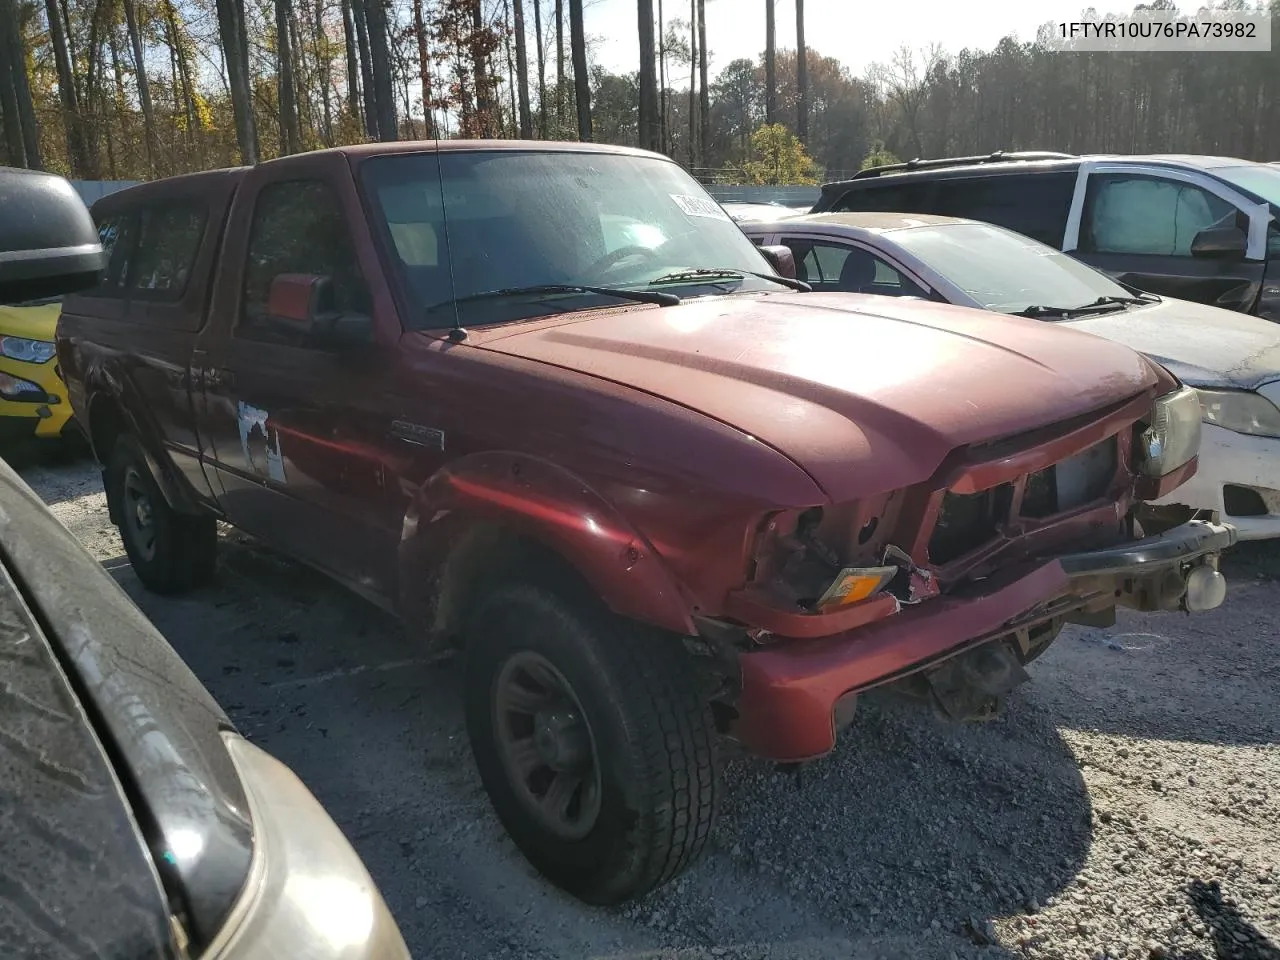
[{"left": 237, "top": 401, "right": 287, "bottom": 483}]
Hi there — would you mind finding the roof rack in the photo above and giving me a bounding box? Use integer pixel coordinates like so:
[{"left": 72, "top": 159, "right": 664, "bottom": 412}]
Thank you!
[{"left": 842, "top": 150, "right": 1078, "bottom": 182}]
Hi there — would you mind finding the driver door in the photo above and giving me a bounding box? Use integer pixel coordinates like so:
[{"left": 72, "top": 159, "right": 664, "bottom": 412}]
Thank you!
[{"left": 196, "top": 168, "right": 401, "bottom": 601}]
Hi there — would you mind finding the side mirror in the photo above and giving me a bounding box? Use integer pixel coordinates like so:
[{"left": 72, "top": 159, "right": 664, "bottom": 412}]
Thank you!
[
  {"left": 1190, "top": 224, "right": 1248, "bottom": 260},
  {"left": 0, "top": 167, "right": 106, "bottom": 302},
  {"left": 267, "top": 273, "right": 373, "bottom": 345},
  {"left": 759, "top": 245, "right": 798, "bottom": 281}
]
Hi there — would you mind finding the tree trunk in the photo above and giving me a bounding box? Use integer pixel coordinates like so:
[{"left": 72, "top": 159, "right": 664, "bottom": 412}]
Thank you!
[
  {"left": 341, "top": 0, "right": 363, "bottom": 124},
  {"left": 504, "top": 0, "right": 518, "bottom": 135},
  {"left": 688, "top": 3, "right": 696, "bottom": 166},
  {"left": 568, "top": 0, "right": 589, "bottom": 140},
  {"left": 350, "top": 0, "right": 379, "bottom": 137},
  {"left": 215, "top": 0, "right": 260, "bottom": 163},
  {"left": 513, "top": 0, "right": 532, "bottom": 137},
  {"left": 313, "top": 0, "right": 333, "bottom": 144},
  {"left": 657, "top": 0, "right": 665, "bottom": 152},
  {"left": 166, "top": 0, "right": 200, "bottom": 158},
  {"left": 0, "top": 43, "right": 26, "bottom": 166},
  {"left": 0, "top": 2, "right": 42, "bottom": 169},
  {"left": 469, "top": 1, "right": 491, "bottom": 135},
  {"left": 697, "top": 0, "right": 707, "bottom": 164},
  {"left": 276, "top": 0, "right": 302, "bottom": 154},
  {"left": 795, "top": 0, "right": 807, "bottom": 141},
  {"left": 533, "top": 0, "right": 547, "bottom": 136},
  {"left": 637, "top": 0, "right": 658, "bottom": 151},
  {"left": 555, "top": 0, "right": 564, "bottom": 129},
  {"left": 123, "top": 0, "right": 158, "bottom": 173},
  {"left": 765, "top": 0, "right": 776, "bottom": 126},
  {"left": 44, "top": 0, "right": 88, "bottom": 175},
  {"left": 363, "top": 0, "right": 398, "bottom": 139},
  {"left": 412, "top": 0, "right": 435, "bottom": 136}
]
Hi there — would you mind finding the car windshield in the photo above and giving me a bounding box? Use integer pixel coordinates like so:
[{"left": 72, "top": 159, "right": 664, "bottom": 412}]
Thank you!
[
  {"left": 890, "top": 222, "right": 1136, "bottom": 315},
  {"left": 360, "top": 150, "right": 778, "bottom": 328},
  {"left": 1214, "top": 164, "right": 1280, "bottom": 208}
]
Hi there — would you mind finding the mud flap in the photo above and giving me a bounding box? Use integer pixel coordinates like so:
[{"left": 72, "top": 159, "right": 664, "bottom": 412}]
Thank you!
[{"left": 925, "top": 641, "right": 1030, "bottom": 722}]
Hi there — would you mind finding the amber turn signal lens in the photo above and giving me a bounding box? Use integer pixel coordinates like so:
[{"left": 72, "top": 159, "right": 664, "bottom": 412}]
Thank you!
[{"left": 813, "top": 565, "right": 898, "bottom": 611}]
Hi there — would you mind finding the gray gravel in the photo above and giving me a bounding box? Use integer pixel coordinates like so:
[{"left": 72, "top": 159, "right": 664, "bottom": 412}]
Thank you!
[{"left": 12, "top": 451, "right": 1280, "bottom": 960}]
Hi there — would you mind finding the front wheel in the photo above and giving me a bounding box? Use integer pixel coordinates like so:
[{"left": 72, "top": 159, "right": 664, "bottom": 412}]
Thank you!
[
  {"left": 106, "top": 434, "right": 217, "bottom": 594},
  {"left": 463, "top": 581, "right": 720, "bottom": 905}
]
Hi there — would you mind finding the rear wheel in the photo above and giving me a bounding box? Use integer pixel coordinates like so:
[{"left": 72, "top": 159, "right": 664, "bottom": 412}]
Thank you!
[
  {"left": 107, "top": 434, "right": 217, "bottom": 594},
  {"left": 463, "top": 580, "right": 720, "bottom": 905}
]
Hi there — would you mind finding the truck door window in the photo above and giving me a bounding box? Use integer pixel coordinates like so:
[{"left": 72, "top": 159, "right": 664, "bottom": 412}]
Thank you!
[
  {"left": 92, "top": 211, "right": 138, "bottom": 295},
  {"left": 240, "top": 179, "right": 365, "bottom": 343},
  {"left": 129, "top": 200, "right": 206, "bottom": 298},
  {"left": 1081, "top": 174, "right": 1239, "bottom": 256}
]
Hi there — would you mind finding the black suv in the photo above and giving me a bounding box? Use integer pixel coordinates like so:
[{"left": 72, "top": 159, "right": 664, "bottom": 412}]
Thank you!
[{"left": 812, "top": 151, "right": 1280, "bottom": 320}]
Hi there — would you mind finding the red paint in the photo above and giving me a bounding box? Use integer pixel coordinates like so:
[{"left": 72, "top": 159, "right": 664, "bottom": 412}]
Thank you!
[{"left": 55, "top": 141, "right": 1214, "bottom": 766}]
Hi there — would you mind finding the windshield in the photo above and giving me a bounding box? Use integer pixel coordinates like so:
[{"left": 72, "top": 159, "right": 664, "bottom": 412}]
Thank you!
[
  {"left": 890, "top": 222, "right": 1135, "bottom": 314},
  {"left": 1214, "top": 164, "right": 1280, "bottom": 208},
  {"left": 360, "top": 150, "right": 777, "bottom": 328}
]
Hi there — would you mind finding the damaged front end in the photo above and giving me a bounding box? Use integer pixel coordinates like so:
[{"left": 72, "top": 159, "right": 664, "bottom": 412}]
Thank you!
[{"left": 713, "top": 386, "right": 1236, "bottom": 760}]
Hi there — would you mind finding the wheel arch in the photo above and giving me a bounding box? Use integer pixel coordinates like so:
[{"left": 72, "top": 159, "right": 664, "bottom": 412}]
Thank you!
[{"left": 398, "top": 452, "right": 699, "bottom": 649}]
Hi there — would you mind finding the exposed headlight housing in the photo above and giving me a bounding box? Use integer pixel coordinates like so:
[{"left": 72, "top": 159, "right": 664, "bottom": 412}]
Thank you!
[
  {"left": 1136, "top": 385, "right": 1201, "bottom": 477},
  {"left": 200, "top": 733, "right": 410, "bottom": 960},
  {"left": 1197, "top": 388, "right": 1280, "bottom": 439},
  {"left": 0, "top": 335, "right": 56, "bottom": 363}
]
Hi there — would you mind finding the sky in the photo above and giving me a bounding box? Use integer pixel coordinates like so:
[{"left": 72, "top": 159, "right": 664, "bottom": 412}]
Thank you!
[{"left": 579, "top": 0, "right": 1146, "bottom": 80}]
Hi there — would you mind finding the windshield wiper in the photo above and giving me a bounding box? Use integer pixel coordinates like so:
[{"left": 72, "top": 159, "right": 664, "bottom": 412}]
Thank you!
[
  {"left": 427, "top": 283, "right": 680, "bottom": 313},
  {"left": 649, "top": 267, "right": 812, "bottom": 292},
  {"left": 1014, "top": 295, "right": 1146, "bottom": 319}
]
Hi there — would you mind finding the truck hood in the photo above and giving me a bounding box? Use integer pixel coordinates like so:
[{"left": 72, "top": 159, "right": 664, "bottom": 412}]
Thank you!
[
  {"left": 1065, "top": 297, "right": 1280, "bottom": 391},
  {"left": 475, "top": 292, "right": 1156, "bottom": 501}
]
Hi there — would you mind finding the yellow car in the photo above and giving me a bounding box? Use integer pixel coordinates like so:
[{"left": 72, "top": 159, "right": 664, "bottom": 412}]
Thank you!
[{"left": 0, "top": 297, "right": 74, "bottom": 443}]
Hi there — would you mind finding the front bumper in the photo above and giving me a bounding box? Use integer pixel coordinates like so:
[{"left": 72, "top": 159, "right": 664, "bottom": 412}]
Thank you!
[
  {"left": 1154, "top": 422, "right": 1280, "bottom": 541},
  {"left": 0, "top": 357, "right": 72, "bottom": 440},
  {"left": 733, "top": 520, "right": 1236, "bottom": 762}
]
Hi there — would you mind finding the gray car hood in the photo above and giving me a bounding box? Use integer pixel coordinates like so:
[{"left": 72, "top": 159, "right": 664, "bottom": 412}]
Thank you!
[{"left": 1066, "top": 297, "right": 1280, "bottom": 391}]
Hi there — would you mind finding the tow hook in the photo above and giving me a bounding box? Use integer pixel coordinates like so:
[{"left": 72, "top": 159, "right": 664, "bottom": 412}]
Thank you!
[{"left": 1183, "top": 560, "right": 1227, "bottom": 612}]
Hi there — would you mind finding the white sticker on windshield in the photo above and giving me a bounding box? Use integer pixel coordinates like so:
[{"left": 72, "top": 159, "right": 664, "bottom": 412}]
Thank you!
[{"left": 670, "top": 193, "right": 731, "bottom": 222}]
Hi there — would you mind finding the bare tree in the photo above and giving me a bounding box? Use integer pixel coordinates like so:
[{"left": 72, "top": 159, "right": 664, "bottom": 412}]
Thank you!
[
  {"left": 413, "top": 0, "right": 436, "bottom": 136},
  {"left": 44, "top": 0, "right": 90, "bottom": 174},
  {"left": 555, "top": 0, "right": 564, "bottom": 129},
  {"left": 341, "top": 0, "right": 364, "bottom": 125},
  {"left": 215, "top": 0, "right": 259, "bottom": 162},
  {"left": 657, "top": 0, "right": 666, "bottom": 151},
  {"left": 795, "top": 0, "right": 807, "bottom": 141},
  {"left": 276, "top": 0, "right": 303, "bottom": 154},
  {"left": 533, "top": 0, "right": 547, "bottom": 136},
  {"left": 697, "top": 0, "right": 708, "bottom": 163},
  {"left": 637, "top": 0, "right": 659, "bottom": 150},
  {"left": 514, "top": 0, "right": 533, "bottom": 136},
  {"left": 569, "top": 0, "right": 590, "bottom": 139},
  {"left": 764, "top": 0, "right": 776, "bottom": 125},
  {"left": 688, "top": 1, "right": 696, "bottom": 166},
  {"left": 363, "top": 0, "right": 398, "bottom": 139},
  {"left": 351, "top": 0, "right": 378, "bottom": 137},
  {"left": 122, "top": 0, "right": 157, "bottom": 172}
]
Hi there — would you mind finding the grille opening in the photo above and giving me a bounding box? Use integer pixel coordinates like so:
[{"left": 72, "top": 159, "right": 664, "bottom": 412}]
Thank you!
[
  {"left": 1224, "top": 484, "right": 1268, "bottom": 517},
  {"left": 929, "top": 483, "right": 1013, "bottom": 565},
  {"left": 1022, "top": 437, "right": 1118, "bottom": 519}
]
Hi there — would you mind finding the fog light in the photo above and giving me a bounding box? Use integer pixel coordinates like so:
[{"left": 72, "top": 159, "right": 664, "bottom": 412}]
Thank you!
[
  {"left": 1184, "top": 564, "right": 1226, "bottom": 612},
  {"left": 0, "top": 371, "right": 46, "bottom": 402}
]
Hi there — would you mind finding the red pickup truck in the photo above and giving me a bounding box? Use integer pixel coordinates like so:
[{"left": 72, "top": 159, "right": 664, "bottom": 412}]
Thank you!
[{"left": 57, "top": 141, "right": 1234, "bottom": 905}]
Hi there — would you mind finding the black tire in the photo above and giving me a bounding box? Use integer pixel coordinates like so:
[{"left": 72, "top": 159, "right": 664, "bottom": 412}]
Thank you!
[
  {"left": 463, "top": 580, "right": 720, "bottom": 905},
  {"left": 106, "top": 434, "right": 217, "bottom": 594}
]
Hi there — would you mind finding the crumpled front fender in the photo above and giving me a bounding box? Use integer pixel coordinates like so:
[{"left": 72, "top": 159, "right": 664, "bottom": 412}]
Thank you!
[{"left": 398, "top": 451, "right": 697, "bottom": 638}]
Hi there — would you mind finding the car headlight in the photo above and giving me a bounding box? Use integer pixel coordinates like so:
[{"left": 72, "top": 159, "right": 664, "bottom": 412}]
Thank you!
[
  {"left": 200, "top": 733, "right": 410, "bottom": 960},
  {"left": 0, "top": 371, "right": 47, "bottom": 401},
  {"left": 0, "top": 335, "right": 56, "bottom": 363},
  {"left": 1196, "top": 388, "right": 1280, "bottom": 439},
  {"left": 1136, "top": 385, "right": 1201, "bottom": 477}
]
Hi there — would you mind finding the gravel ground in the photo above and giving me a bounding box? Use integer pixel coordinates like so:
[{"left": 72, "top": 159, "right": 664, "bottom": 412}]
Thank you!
[{"left": 9, "top": 449, "right": 1280, "bottom": 960}]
